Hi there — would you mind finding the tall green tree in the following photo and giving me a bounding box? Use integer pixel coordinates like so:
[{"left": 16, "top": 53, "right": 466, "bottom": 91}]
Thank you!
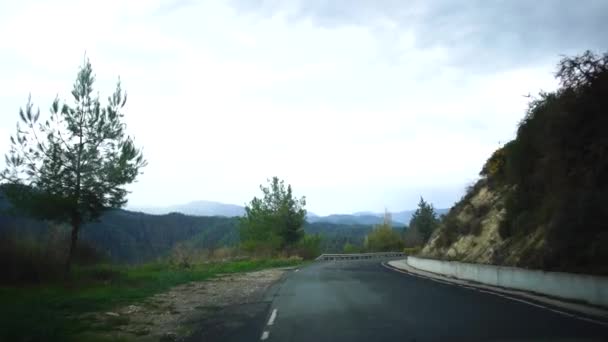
[
  {"left": 409, "top": 197, "right": 439, "bottom": 242},
  {"left": 1, "top": 59, "right": 146, "bottom": 274},
  {"left": 239, "top": 177, "right": 306, "bottom": 251}
]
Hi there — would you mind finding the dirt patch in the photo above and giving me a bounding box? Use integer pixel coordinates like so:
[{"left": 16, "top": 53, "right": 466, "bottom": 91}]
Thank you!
[{"left": 81, "top": 268, "right": 287, "bottom": 341}]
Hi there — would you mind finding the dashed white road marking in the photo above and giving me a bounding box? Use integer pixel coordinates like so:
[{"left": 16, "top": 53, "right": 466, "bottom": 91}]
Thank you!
[
  {"left": 260, "top": 330, "right": 270, "bottom": 340},
  {"left": 267, "top": 309, "right": 278, "bottom": 326},
  {"left": 381, "top": 262, "right": 608, "bottom": 327}
]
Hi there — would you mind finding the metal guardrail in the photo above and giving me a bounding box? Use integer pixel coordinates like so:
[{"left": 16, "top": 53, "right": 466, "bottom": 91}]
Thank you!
[{"left": 316, "top": 252, "right": 405, "bottom": 261}]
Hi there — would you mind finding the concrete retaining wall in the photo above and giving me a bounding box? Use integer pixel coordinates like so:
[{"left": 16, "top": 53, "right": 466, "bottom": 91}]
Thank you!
[{"left": 407, "top": 256, "right": 608, "bottom": 307}]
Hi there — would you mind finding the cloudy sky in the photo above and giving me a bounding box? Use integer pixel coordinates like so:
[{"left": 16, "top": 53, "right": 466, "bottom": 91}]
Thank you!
[{"left": 0, "top": 1, "right": 606, "bottom": 215}]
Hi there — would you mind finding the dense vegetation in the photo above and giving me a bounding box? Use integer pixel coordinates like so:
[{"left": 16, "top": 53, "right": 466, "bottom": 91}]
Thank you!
[
  {"left": 305, "top": 222, "right": 371, "bottom": 252},
  {"left": 429, "top": 51, "right": 608, "bottom": 273}
]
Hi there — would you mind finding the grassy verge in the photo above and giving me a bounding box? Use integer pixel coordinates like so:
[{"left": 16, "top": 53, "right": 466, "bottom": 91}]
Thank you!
[{"left": 0, "top": 258, "right": 302, "bottom": 342}]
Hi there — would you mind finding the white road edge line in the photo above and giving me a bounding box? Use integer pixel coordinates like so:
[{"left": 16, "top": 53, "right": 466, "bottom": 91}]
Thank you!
[
  {"left": 381, "top": 262, "right": 608, "bottom": 328},
  {"left": 260, "top": 330, "right": 270, "bottom": 340},
  {"left": 267, "top": 309, "right": 278, "bottom": 326}
]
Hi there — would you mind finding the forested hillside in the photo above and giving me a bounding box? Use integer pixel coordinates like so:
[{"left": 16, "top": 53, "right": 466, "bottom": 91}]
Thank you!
[
  {"left": 1, "top": 190, "right": 374, "bottom": 263},
  {"left": 305, "top": 222, "right": 372, "bottom": 252},
  {"left": 422, "top": 51, "right": 608, "bottom": 274}
]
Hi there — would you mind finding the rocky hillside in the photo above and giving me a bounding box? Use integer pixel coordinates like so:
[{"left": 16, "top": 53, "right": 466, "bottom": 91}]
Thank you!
[
  {"left": 422, "top": 51, "right": 608, "bottom": 275},
  {"left": 422, "top": 180, "right": 505, "bottom": 264}
]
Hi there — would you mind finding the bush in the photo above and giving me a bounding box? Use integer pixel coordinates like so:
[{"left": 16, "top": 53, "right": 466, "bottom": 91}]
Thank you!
[
  {"left": 403, "top": 246, "right": 421, "bottom": 255},
  {"left": 435, "top": 219, "right": 459, "bottom": 249},
  {"left": 364, "top": 224, "right": 404, "bottom": 252},
  {"left": 342, "top": 242, "right": 361, "bottom": 253},
  {"left": 0, "top": 230, "right": 105, "bottom": 284},
  {"left": 481, "top": 148, "right": 505, "bottom": 174},
  {"left": 240, "top": 237, "right": 282, "bottom": 258},
  {"left": 291, "top": 234, "right": 322, "bottom": 260}
]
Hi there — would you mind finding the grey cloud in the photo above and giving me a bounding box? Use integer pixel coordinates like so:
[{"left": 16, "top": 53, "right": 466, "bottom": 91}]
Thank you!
[{"left": 229, "top": 0, "right": 608, "bottom": 71}]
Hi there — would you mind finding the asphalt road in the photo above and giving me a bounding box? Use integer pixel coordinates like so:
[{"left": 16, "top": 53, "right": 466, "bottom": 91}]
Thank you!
[{"left": 190, "top": 259, "right": 608, "bottom": 341}]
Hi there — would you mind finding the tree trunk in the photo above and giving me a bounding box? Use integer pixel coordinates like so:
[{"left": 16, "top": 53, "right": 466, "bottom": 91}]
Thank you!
[{"left": 65, "top": 214, "right": 81, "bottom": 277}]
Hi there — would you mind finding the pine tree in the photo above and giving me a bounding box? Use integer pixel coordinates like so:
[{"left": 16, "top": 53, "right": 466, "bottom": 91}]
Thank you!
[
  {"left": 239, "top": 177, "right": 306, "bottom": 251},
  {"left": 1, "top": 59, "right": 146, "bottom": 274},
  {"left": 409, "top": 197, "right": 439, "bottom": 242}
]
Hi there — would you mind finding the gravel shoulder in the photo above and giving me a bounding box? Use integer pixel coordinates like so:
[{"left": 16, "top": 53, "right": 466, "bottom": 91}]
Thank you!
[{"left": 81, "top": 267, "right": 290, "bottom": 341}]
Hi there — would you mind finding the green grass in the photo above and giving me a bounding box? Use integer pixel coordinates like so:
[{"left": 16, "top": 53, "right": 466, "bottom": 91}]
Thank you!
[{"left": 0, "top": 258, "right": 301, "bottom": 342}]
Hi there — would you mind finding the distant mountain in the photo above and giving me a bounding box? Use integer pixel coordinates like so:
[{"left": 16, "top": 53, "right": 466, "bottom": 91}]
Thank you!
[
  {"left": 309, "top": 208, "right": 449, "bottom": 226},
  {"left": 128, "top": 200, "right": 448, "bottom": 227},
  {"left": 353, "top": 211, "right": 377, "bottom": 216},
  {"left": 129, "top": 200, "right": 246, "bottom": 217},
  {"left": 308, "top": 214, "right": 389, "bottom": 226}
]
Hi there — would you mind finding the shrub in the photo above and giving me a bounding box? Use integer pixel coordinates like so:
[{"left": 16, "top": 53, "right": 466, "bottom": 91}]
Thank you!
[
  {"left": 403, "top": 246, "right": 421, "bottom": 255},
  {"left": 342, "top": 242, "right": 361, "bottom": 253},
  {"left": 240, "top": 238, "right": 282, "bottom": 258},
  {"left": 292, "top": 234, "right": 322, "bottom": 260},
  {"left": 364, "top": 224, "right": 404, "bottom": 252},
  {"left": 0, "top": 230, "right": 105, "bottom": 284}
]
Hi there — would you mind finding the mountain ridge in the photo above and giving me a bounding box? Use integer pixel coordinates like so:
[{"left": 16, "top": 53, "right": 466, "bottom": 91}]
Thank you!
[{"left": 129, "top": 201, "right": 448, "bottom": 226}]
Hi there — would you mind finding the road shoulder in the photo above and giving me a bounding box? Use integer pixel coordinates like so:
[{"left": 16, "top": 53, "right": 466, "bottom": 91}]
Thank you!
[
  {"left": 385, "top": 259, "right": 608, "bottom": 325},
  {"left": 80, "top": 267, "right": 294, "bottom": 342}
]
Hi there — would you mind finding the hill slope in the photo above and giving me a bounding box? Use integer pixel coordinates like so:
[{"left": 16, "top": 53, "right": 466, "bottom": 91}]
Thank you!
[
  {"left": 1, "top": 192, "right": 374, "bottom": 262},
  {"left": 422, "top": 51, "right": 608, "bottom": 275}
]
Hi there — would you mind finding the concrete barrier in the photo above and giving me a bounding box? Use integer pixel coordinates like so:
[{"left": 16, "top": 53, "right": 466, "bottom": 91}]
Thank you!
[
  {"left": 407, "top": 256, "right": 608, "bottom": 307},
  {"left": 316, "top": 252, "right": 405, "bottom": 261}
]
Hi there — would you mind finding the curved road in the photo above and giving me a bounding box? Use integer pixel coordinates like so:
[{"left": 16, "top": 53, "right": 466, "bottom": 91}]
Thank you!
[{"left": 194, "top": 259, "right": 608, "bottom": 341}]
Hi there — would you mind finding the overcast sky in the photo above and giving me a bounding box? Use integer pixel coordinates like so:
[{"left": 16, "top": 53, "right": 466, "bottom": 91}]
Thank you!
[{"left": 1, "top": 1, "right": 606, "bottom": 215}]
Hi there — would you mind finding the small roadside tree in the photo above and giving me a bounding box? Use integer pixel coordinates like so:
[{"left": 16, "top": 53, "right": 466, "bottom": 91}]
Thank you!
[
  {"left": 409, "top": 197, "right": 440, "bottom": 242},
  {"left": 239, "top": 177, "right": 306, "bottom": 253},
  {"left": 364, "top": 210, "right": 404, "bottom": 252},
  {"left": 1, "top": 59, "right": 146, "bottom": 274}
]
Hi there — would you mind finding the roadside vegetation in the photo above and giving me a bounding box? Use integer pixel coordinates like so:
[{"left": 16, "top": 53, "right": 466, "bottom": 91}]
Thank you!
[
  {"left": 0, "top": 258, "right": 301, "bottom": 341},
  {"left": 424, "top": 51, "right": 608, "bottom": 274},
  {"left": 363, "top": 211, "right": 404, "bottom": 252},
  {"left": 239, "top": 177, "right": 321, "bottom": 258},
  {"left": 1, "top": 59, "right": 146, "bottom": 275},
  {"left": 0, "top": 61, "right": 308, "bottom": 342},
  {"left": 345, "top": 199, "right": 440, "bottom": 253}
]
